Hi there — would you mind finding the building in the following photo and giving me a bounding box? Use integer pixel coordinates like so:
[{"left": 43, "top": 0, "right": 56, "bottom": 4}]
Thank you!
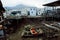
[
  {"left": 27, "top": 7, "right": 37, "bottom": 17},
  {"left": 37, "top": 8, "right": 41, "bottom": 16},
  {"left": 5, "top": 7, "right": 42, "bottom": 19},
  {"left": 21, "top": 8, "right": 28, "bottom": 16}
]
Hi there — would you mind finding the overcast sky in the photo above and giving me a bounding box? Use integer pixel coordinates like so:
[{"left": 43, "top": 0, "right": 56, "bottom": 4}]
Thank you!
[{"left": 1, "top": 0, "right": 57, "bottom": 8}]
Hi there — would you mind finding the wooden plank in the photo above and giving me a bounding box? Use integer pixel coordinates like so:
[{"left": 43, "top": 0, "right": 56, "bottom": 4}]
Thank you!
[{"left": 0, "top": 25, "right": 3, "bottom": 30}]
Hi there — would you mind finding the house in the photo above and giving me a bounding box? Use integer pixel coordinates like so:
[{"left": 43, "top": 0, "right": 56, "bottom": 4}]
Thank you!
[
  {"left": 37, "top": 9, "right": 41, "bottom": 16},
  {"left": 27, "top": 7, "right": 37, "bottom": 17},
  {"left": 20, "top": 8, "right": 28, "bottom": 16}
]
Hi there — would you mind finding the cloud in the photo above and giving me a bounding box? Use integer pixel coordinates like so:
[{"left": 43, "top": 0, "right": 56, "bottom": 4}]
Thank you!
[{"left": 1, "top": 0, "right": 57, "bottom": 8}]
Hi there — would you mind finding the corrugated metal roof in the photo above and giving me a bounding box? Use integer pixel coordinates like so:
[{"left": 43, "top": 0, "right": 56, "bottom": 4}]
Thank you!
[{"left": 43, "top": 1, "right": 60, "bottom": 7}]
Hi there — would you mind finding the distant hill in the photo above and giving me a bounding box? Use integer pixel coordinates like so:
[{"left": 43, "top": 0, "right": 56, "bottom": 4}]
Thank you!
[{"left": 4, "top": 4, "right": 37, "bottom": 10}]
